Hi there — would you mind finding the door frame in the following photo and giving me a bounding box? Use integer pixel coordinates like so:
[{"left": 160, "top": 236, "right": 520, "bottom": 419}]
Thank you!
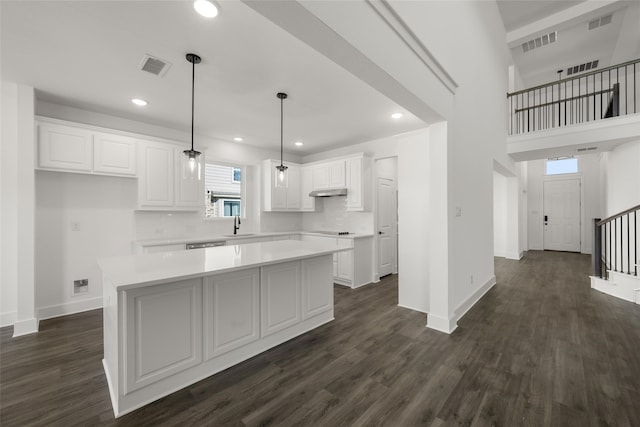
[
  {"left": 374, "top": 157, "right": 398, "bottom": 282},
  {"left": 542, "top": 174, "right": 584, "bottom": 253}
]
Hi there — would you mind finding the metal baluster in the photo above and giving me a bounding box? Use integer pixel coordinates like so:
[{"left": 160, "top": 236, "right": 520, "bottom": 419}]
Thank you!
[
  {"left": 614, "top": 218, "right": 616, "bottom": 271},
  {"left": 627, "top": 213, "right": 630, "bottom": 274}
]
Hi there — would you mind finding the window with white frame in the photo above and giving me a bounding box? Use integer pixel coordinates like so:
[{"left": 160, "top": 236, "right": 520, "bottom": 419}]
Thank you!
[
  {"left": 204, "top": 163, "right": 244, "bottom": 219},
  {"left": 545, "top": 157, "right": 578, "bottom": 175}
]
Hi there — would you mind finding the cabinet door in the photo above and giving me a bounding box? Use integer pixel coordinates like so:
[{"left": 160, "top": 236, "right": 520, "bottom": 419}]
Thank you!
[
  {"left": 261, "top": 261, "right": 301, "bottom": 337},
  {"left": 204, "top": 269, "right": 259, "bottom": 359},
  {"left": 337, "top": 250, "right": 353, "bottom": 281},
  {"left": 175, "top": 149, "right": 203, "bottom": 208},
  {"left": 328, "top": 160, "right": 346, "bottom": 188},
  {"left": 124, "top": 278, "right": 202, "bottom": 393},
  {"left": 93, "top": 133, "right": 137, "bottom": 176},
  {"left": 312, "top": 164, "right": 329, "bottom": 190},
  {"left": 346, "top": 157, "right": 362, "bottom": 210},
  {"left": 139, "top": 142, "right": 174, "bottom": 207},
  {"left": 300, "top": 166, "right": 315, "bottom": 211},
  {"left": 38, "top": 123, "right": 92, "bottom": 172},
  {"left": 301, "top": 255, "right": 333, "bottom": 319},
  {"left": 286, "top": 164, "right": 301, "bottom": 209}
]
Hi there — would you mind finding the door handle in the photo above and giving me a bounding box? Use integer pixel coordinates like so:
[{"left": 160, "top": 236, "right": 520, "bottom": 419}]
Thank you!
[
  {"left": 378, "top": 231, "right": 384, "bottom": 235},
  {"left": 544, "top": 215, "right": 548, "bottom": 222}
]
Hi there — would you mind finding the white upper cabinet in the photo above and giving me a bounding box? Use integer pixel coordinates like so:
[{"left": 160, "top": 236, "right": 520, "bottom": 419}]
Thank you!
[
  {"left": 300, "top": 165, "right": 315, "bottom": 212},
  {"left": 312, "top": 160, "right": 345, "bottom": 190},
  {"left": 346, "top": 155, "right": 372, "bottom": 211},
  {"left": 93, "top": 132, "right": 137, "bottom": 176},
  {"left": 263, "top": 159, "right": 305, "bottom": 212},
  {"left": 38, "top": 122, "right": 93, "bottom": 172},
  {"left": 174, "top": 148, "right": 204, "bottom": 208},
  {"left": 138, "top": 142, "right": 203, "bottom": 210},
  {"left": 138, "top": 141, "right": 175, "bottom": 208}
]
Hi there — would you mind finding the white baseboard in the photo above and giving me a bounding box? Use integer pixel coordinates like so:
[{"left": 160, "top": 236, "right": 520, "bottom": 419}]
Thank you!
[
  {"left": 13, "top": 317, "right": 39, "bottom": 337},
  {"left": 1, "top": 311, "right": 17, "bottom": 328},
  {"left": 426, "top": 313, "right": 457, "bottom": 334},
  {"left": 397, "top": 303, "right": 428, "bottom": 314},
  {"left": 494, "top": 251, "right": 506, "bottom": 258},
  {"left": 37, "top": 297, "right": 103, "bottom": 321},
  {"left": 454, "top": 275, "right": 496, "bottom": 322},
  {"left": 506, "top": 251, "right": 523, "bottom": 260}
]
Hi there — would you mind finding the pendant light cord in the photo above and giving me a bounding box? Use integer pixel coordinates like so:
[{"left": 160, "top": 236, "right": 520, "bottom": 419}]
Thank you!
[
  {"left": 191, "top": 59, "right": 195, "bottom": 151},
  {"left": 280, "top": 96, "right": 284, "bottom": 167}
]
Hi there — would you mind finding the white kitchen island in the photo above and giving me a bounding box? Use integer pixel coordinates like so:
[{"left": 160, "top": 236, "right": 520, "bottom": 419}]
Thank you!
[{"left": 98, "top": 239, "right": 349, "bottom": 417}]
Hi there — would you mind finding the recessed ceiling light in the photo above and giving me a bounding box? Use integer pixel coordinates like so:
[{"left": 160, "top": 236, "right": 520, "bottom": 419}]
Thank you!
[
  {"left": 391, "top": 112, "right": 403, "bottom": 119},
  {"left": 131, "top": 98, "right": 148, "bottom": 107},
  {"left": 233, "top": 137, "right": 243, "bottom": 142},
  {"left": 194, "top": 0, "right": 218, "bottom": 18},
  {"left": 295, "top": 141, "right": 304, "bottom": 147}
]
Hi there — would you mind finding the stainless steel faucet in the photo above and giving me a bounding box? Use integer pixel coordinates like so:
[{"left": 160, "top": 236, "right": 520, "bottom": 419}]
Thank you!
[{"left": 233, "top": 215, "right": 241, "bottom": 235}]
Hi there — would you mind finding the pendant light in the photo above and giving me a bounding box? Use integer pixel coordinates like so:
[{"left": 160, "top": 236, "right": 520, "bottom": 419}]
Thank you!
[
  {"left": 275, "top": 92, "right": 288, "bottom": 188},
  {"left": 183, "top": 53, "right": 202, "bottom": 181}
]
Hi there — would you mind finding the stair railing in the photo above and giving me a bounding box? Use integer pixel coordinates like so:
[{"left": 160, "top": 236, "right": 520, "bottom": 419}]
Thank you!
[
  {"left": 593, "top": 204, "right": 639, "bottom": 279},
  {"left": 508, "top": 58, "right": 639, "bottom": 135}
]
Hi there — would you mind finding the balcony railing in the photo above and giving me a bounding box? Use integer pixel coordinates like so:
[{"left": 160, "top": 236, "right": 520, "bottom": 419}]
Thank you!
[
  {"left": 593, "top": 204, "right": 639, "bottom": 279},
  {"left": 507, "top": 59, "right": 640, "bottom": 135}
]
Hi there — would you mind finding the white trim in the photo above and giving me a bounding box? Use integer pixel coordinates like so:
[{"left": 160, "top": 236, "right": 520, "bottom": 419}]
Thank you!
[
  {"left": 1, "top": 311, "right": 17, "bottom": 328},
  {"left": 102, "top": 359, "right": 119, "bottom": 418},
  {"left": 397, "top": 303, "right": 427, "bottom": 314},
  {"left": 454, "top": 275, "right": 497, "bottom": 322},
  {"left": 37, "top": 297, "right": 103, "bottom": 321},
  {"left": 12, "top": 317, "right": 39, "bottom": 337},
  {"left": 426, "top": 313, "right": 457, "bottom": 334},
  {"left": 506, "top": 251, "right": 523, "bottom": 260},
  {"left": 366, "top": 0, "right": 458, "bottom": 94}
]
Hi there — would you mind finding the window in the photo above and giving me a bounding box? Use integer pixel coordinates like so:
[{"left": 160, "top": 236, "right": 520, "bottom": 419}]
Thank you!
[
  {"left": 545, "top": 157, "right": 578, "bottom": 175},
  {"left": 204, "top": 163, "right": 244, "bottom": 219}
]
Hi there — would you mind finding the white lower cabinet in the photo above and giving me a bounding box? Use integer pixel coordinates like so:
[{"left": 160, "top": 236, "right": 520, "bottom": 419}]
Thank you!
[
  {"left": 302, "top": 256, "right": 333, "bottom": 319},
  {"left": 123, "top": 278, "right": 203, "bottom": 394},
  {"left": 336, "top": 250, "right": 353, "bottom": 282},
  {"left": 204, "top": 269, "right": 260, "bottom": 359},
  {"left": 261, "top": 261, "right": 301, "bottom": 337}
]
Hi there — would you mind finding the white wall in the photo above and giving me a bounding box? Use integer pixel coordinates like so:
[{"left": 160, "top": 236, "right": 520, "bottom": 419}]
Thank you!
[
  {"left": 493, "top": 172, "right": 507, "bottom": 257},
  {"left": 526, "top": 154, "right": 602, "bottom": 254},
  {"left": 303, "top": 128, "right": 431, "bottom": 312},
  {"left": 1, "top": 82, "right": 38, "bottom": 334},
  {"left": 604, "top": 140, "right": 640, "bottom": 216},
  {"left": 19, "top": 100, "right": 304, "bottom": 322}
]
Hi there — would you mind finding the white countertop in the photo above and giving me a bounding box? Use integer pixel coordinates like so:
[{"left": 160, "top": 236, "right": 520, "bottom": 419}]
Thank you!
[
  {"left": 100, "top": 239, "right": 351, "bottom": 290},
  {"left": 136, "top": 230, "right": 374, "bottom": 247}
]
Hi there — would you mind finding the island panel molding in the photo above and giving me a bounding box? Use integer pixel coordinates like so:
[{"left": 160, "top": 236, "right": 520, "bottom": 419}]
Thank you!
[{"left": 99, "top": 241, "right": 342, "bottom": 417}]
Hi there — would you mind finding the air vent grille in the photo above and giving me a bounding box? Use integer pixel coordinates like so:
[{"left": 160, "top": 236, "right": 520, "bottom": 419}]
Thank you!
[
  {"left": 521, "top": 31, "right": 557, "bottom": 54},
  {"left": 588, "top": 14, "right": 613, "bottom": 30},
  {"left": 577, "top": 147, "right": 598, "bottom": 152},
  {"left": 567, "top": 60, "right": 599, "bottom": 76},
  {"left": 139, "top": 54, "right": 171, "bottom": 77}
]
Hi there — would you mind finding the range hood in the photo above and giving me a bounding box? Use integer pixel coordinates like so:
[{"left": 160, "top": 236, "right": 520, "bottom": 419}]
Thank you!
[{"left": 309, "top": 188, "right": 348, "bottom": 197}]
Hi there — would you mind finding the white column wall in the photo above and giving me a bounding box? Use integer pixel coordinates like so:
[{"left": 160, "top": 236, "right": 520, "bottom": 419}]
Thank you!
[
  {"left": 1, "top": 82, "right": 37, "bottom": 334},
  {"left": 605, "top": 140, "right": 640, "bottom": 216},
  {"left": 493, "top": 172, "right": 507, "bottom": 257}
]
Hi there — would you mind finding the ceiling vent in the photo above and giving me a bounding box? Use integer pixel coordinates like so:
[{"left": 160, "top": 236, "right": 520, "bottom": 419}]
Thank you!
[
  {"left": 577, "top": 147, "right": 598, "bottom": 152},
  {"left": 139, "top": 54, "right": 171, "bottom": 77},
  {"left": 521, "top": 31, "right": 557, "bottom": 54},
  {"left": 588, "top": 14, "right": 613, "bottom": 30},
  {"left": 567, "top": 60, "right": 599, "bottom": 76}
]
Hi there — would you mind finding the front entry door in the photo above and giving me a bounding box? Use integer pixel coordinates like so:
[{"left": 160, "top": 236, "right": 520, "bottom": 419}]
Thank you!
[{"left": 543, "top": 179, "right": 581, "bottom": 252}]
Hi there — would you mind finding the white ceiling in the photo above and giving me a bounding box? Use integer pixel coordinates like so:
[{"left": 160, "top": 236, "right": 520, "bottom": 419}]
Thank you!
[
  {"left": 0, "top": 0, "right": 426, "bottom": 155},
  {"left": 497, "top": 0, "right": 639, "bottom": 88}
]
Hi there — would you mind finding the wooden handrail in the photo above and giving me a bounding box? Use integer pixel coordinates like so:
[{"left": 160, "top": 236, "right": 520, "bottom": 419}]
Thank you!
[
  {"left": 597, "top": 204, "right": 640, "bottom": 226},
  {"left": 507, "top": 58, "right": 640, "bottom": 98},
  {"left": 513, "top": 87, "right": 614, "bottom": 113}
]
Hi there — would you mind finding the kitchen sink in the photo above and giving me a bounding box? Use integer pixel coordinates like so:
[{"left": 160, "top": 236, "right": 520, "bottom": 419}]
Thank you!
[{"left": 223, "top": 233, "right": 257, "bottom": 238}]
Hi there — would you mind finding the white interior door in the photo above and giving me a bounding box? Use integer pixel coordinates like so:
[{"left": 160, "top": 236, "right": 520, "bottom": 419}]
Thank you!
[
  {"left": 377, "top": 177, "right": 397, "bottom": 277},
  {"left": 543, "top": 179, "right": 581, "bottom": 252}
]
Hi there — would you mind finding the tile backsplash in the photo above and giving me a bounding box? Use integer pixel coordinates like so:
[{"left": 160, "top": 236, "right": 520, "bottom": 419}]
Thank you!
[{"left": 302, "top": 196, "right": 373, "bottom": 234}]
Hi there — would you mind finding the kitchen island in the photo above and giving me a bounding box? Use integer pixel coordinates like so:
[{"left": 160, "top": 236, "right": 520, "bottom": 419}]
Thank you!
[{"left": 98, "top": 240, "right": 348, "bottom": 417}]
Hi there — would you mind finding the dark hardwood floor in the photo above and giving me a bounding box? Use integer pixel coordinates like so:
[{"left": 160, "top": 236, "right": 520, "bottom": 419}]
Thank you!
[{"left": 2, "top": 250, "right": 640, "bottom": 426}]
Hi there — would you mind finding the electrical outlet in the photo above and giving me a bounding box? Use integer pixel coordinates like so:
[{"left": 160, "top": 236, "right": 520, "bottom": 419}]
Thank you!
[
  {"left": 71, "top": 222, "right": 81, "bottom": 231},
  {"left": 74, "top": 279, "right": 88, "bottom": 294}
]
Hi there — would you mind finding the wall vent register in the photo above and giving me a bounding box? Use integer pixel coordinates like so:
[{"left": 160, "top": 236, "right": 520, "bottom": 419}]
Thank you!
[
  {"left": 139, "top": 54, "right": 172, "bottom": 77},
  {"left": 521, "top": 31, "right": 557, "bottom": 54}
]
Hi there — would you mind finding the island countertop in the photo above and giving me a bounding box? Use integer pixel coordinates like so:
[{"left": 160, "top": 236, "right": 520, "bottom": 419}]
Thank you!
[{"left": 99, "top": 239, "right": 350, "bottom": 290}]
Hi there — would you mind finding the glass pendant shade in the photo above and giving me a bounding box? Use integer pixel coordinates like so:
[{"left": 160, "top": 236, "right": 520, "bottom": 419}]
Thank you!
[
  {"left": 183, "top": 149, "right": 202, "bottom": 180},
  {"left": 275, "top": 164, "right": 288, "bottom": 188}
]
